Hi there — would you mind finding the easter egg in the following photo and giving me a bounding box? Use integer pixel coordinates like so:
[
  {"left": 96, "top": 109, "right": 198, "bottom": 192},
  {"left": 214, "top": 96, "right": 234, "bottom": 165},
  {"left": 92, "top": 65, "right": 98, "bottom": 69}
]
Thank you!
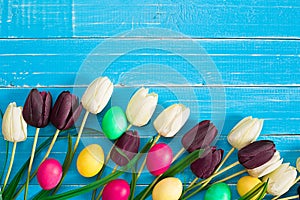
[
  {"left": 204, "top": 183, "right": 231, "bottom": 200},
  {"left": 37, "top": 158, "right": 62, "bottom": 190},
  {"left": 146, "top": 143, "right": 173, "bottom": 176},
  {"left": 152, "top": 177, "right": 182, "bottom": 200},
  {"left": 76, "top": 144, "right": 104, "bottom": 177},
  {"left": 102, "top": 106, "right": 128, "bottom": 140},
  {"left": 237, "top": 176, "right": 262, "bottom": 200},
  {"left": 102, "top": 179, "right": 130, "bottom": 200}
]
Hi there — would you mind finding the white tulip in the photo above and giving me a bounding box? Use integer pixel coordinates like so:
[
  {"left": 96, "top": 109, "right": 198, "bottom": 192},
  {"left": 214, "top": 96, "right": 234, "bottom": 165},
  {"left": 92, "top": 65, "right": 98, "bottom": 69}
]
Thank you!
[
  {"left": 2, "top": 102, "right": 27, "bottom": 142},
  {"left": 81, "top": 76, "right": 114, "bottom": 114},
  {"left": 296, "top": 157, "right": 300, "bottom": 172},
  {"left": 247, "top": 151, "right": 283, "bottom": 177},
  {"left": 153, "top": 104, "right": 190, "bottom": 137},
  {"left": 126, "top": 87, "right": 158, "bottom": 127},
  {"left": 227, "top": 116, "right": 264, "bottom": 149},
  {"left": 263, "top": 163, "right": 297, "bottom": 196}
]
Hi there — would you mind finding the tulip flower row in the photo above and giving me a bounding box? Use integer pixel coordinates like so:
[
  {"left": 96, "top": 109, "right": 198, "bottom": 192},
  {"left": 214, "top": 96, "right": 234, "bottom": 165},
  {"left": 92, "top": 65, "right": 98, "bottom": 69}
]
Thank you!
[{"left": 0, "top": 76, "right": 299, "bottom": 200}]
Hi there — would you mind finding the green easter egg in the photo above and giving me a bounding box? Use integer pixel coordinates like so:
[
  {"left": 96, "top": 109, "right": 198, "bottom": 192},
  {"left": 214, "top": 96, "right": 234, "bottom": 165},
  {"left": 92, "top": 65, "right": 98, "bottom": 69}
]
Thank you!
[
  {"left": 102, "top": 106, "right": 128, "bottom": 140},
  {"left": 204, "top": 183, "right": 231, "bottom": 200}
]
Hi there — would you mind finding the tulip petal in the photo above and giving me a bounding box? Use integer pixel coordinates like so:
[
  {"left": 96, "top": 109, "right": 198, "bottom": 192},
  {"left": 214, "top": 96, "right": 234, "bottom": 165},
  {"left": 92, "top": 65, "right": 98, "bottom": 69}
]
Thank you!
[
  {"left": 263, "top": 163, "right": 297, "bottom": 196},
  {"left": 227, "top": 116, "right": 263, "bottom": 149},
  {"left": 154, "top": 104, "right": 190, "bottom": 138},
  {"left": 81, "top": 77, "right": 113, "bottom": 114},
  {"left": 110, "top": 130, "right": 140, "bottom": 166},
  {"left": 126, "top": 87, "right": 158, "bottom": 127},
  {"left": 238, "top": 140, "right": 275, "bottom": 169},
  {"left": 181, "top": 120, "right": 218, "bottom": 153},
  {"left": 247, "top": 151, "right": 282, "bottom": 177},
  {"left": 2, "top": 102, "right": 27, "bottom": 142}
]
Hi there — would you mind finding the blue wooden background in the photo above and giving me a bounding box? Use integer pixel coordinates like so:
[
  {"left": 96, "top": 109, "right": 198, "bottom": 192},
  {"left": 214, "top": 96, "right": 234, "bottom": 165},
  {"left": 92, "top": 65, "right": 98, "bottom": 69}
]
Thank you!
[{"left": 0, "top": 0, "right": 300, "bottom": 199}]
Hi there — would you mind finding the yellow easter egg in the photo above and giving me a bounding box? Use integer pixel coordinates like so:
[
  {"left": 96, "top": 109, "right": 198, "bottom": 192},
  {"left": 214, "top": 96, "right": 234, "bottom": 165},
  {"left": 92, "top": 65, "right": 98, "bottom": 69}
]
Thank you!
[
  {"left": 237, "top": 176, "right": 262, "bottom": 200},
  {"left": 76, "top": 144, "right": 104, "bottom": 177},
  {"left": 152, "top": 177, "right": 182, "bottom": 200}
]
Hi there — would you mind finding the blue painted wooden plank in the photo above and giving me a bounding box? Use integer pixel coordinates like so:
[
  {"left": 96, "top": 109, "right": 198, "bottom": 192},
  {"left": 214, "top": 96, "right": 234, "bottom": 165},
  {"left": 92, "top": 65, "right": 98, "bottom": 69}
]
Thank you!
[
  {"left": 0, "top": 39, "right": 299, "bottom": 86},
  {"left": 0, "top": 0, "right": 73, "bottom": 38},
  {"left": 1, "top": 0, "right": 300, "bottom": 38}
]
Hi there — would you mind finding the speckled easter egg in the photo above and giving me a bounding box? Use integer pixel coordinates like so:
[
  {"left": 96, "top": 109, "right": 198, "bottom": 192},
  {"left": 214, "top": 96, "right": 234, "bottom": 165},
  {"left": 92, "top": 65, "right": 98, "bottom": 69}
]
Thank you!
[
  {"left": 37, "top": 158, "right": 62, "bottom": 190},
  {"left": 102, "top": 106, "right": 128, "bottom": 140},
  {"left": 204, "top": 183, "right": 231, "bottom": 200},
  {"left": 102, "top": 179, "right": 130, "bottom": 200},
  {"left": 237, "top": 176, "right": 262, "bottom": 200},
  {"left": 152, "top": 177, "right": 182, "bottom": 200},
  {"left": 146, "top": 143, "right": 173, "bottom": 176},
  {"left": 76, "top": 144, "right": 104, "bottom": 177}
]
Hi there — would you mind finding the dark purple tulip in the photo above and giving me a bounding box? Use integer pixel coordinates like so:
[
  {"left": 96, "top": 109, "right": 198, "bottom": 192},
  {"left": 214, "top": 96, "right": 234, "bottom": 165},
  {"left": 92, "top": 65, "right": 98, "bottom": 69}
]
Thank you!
[
  {"left": 181, "top": 120, "right": 218, "bottom": 153},
  {"left": 110, "top": 130, "right": 140, "bottom": 166},
  {"left": 238, "top": 140, "right": 276, "bottom": 169},
  {"left": 50, "top": 91, "right": 82, "bottom": 130},
  {"left": 190, "top": 146, "right": 223, "bottom": 179},
  {"left": 22, "top": 89, "right": 52, "bottom": 128}
]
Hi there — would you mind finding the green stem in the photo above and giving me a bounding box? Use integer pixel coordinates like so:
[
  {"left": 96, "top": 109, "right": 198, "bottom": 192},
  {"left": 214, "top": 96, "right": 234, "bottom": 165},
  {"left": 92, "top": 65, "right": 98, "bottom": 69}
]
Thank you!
[
  {"left": 24, "top": 128, "right": 40, "bottom": 200},
  {"left": 3, "top": 142, "right": 17, "bottom": 191},
  {"left": 137, "top": 134, "right": 160, "bottom": 178}
]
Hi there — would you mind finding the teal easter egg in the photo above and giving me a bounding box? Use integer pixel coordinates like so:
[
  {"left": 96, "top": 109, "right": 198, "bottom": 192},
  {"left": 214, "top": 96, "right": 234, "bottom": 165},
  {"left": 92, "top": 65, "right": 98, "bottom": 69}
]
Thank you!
[
  {"left": 102, "top": 106, "right": 128, "bottom": 140},
  {"left": 204, "top": 183, "right": 231, "bottom": 200}
]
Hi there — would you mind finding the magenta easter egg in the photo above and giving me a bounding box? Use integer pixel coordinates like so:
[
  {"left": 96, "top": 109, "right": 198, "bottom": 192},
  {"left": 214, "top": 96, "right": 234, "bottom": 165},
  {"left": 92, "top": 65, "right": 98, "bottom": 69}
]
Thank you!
[
  {"left": 146, "top": 143, "right": 173, "bottom": 176},
  {"left": 102, "top": 179, "right": 130, "bottom": 200},
  {"left": 37, "top": 158, "right": 63, "bottom": 190}
]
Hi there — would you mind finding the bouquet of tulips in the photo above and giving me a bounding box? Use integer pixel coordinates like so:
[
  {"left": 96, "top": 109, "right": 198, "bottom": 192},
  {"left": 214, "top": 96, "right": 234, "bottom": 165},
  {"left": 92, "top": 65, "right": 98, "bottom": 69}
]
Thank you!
[{"left": 0, "top": 76, "right": 299, "bottom": 200}]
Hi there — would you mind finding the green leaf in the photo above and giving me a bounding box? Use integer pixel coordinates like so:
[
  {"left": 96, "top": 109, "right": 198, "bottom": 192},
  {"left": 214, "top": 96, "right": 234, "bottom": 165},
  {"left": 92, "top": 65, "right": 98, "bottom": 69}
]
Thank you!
[
  {"left": 32, "top": 134, "right": 74, "bottom": 200},
  {"left": 134, "top": 149, "right": 204, "bottom": 200},
  {"left": 129, "top": 165, "right": 138, "bottom": 200},
  {"left": 3, "top": 134, "right": 63, "bottom": 200},
  {"left": 239, "top": 180, "right": 268, "bottom": 200},
  {"left": 256, "top": 179, "right": 268, "bottom": 200},
  {"left": 9, "top": 132, "right": 76, "bottom": 200},
  {"left": 0, "top": 141, "right": 9, "bottom": 183},
  {"left": 42, "top": 137, "right": 155, "bottom": 200}
]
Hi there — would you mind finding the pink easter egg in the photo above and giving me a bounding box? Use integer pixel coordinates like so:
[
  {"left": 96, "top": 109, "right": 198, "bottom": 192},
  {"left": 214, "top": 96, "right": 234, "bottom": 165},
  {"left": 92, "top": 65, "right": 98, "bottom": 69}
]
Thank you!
[
  {"left": 102, "top": 179, "right": 130, "bottom": 200},
  {"left": 146, "top": 143, "right": 173, "bottom": 176},
  {"left": 37, "top": 158, "right": 63, "bottom": 190}
]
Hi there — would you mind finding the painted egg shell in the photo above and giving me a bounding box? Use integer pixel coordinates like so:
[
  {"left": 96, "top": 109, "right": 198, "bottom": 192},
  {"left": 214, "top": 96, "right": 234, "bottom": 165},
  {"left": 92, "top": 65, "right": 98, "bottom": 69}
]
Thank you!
[
  {"left": 237, "top": 176, "right": 262, "bottom": 200},
  {"left": 146, "top": 143, "right": 173, "bottom": 176},
  {"left": 204, "top": 182, "right": 231, "bottom": 200},
  {"left": 76, "top": 144, "right": 104, "bottom": 177},
  {"left": 102, "top": 106, "right": 128, "bottom": 140},
  {"left": 152, "top": 177, "right": 182, "bottom": 200},
  {"left": 102, "top": 179, "right": 130, "bottom": 200},
  {"left": 37, "top": 158, "right": 62, "bottom": 190}
]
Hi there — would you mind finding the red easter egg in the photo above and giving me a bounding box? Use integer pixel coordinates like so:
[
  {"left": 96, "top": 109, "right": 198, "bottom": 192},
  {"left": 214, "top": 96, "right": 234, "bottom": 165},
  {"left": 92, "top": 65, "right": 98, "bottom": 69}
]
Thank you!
[
  {"left": 37, "top": 158, "right": 63, "bottom": 190},
  {"left": 102, "top": 179, "right": 130, "bottom": 200},
  {"left": 146, "top": 143, "right": 173, "bottom": 176}
]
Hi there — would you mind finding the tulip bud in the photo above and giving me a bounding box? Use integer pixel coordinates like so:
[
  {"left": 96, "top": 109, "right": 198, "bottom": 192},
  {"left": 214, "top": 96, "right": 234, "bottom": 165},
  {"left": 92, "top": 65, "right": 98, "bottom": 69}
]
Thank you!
[
  {"left": 22, "top": 89, "right": 52, "bottom": 128},
  {"left": 296, "top": 157, "right": 300, "bottom": 172},
  {"left": 81, "top": 77, "right": 113, "bottom": 114},
  {"left": 190, "top": 147, "right": 223, "bottom": 179},
  {"left": 126, "top": 87, "right": 158, "bottom": 127},
  {"left": 181, "top": 120, "right": 218, "bottom": 153},
  {"left": 238, "top": 140, "right": 283, "bottom": 177},
  {"left": 50, "top": 91, "right": 82, "bottom": 130},
  {"left": 262, "top": 163, "right": 297, "bottom": 196},
  {"left": 2, "top": 102, "right": 27, "bottom": 142},
  {"left": 153, "top": 104, "right": 190, "bottom": 137},
  {"left": 110, "top": 130, "right": 140, "bottom": 166},
  {"left": 227, "top": 116, "right": 264, "bottom": 149}
]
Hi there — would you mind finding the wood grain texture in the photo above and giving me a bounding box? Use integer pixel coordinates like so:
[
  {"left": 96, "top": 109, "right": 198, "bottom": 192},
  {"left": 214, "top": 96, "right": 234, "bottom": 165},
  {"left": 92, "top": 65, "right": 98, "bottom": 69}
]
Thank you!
[{"left": 0, "top": 0, "right": 299, "bottom": 199}]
